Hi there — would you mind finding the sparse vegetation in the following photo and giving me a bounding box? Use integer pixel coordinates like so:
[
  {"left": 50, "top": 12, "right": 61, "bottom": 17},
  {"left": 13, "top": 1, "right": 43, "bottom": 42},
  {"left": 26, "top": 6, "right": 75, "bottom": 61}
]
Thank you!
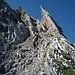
[
  {"left": 54, "top": 59, "right": 62, "bottom": 65},
  {"left": 56, "top": 52, "right": 67, "bottom": 56},
  {"left": 57, "top": 37, "right": 61, "bottom": 41},
  {"left": 54, "top": 48, "right": 58, "bottom": 51},
  {"left": 58, "top": 66, "right": 75, "bottom": 75},
  {"left": 67, "top": 46, "right": 70, "bottom": 50},
  {"left": 49, "top": 54, "right": 54, "bottom": 58},
  {"left": 54, "top": 48, "right": 58, "bottom": 53},
  {"left": 53, "top": 64, "right": 57, "bottom": 67},
  {"left": 51, "top": 42, "right": 74, "bottom": 75},
  {"left": 65, "top": 55, "right": 72, "bottom": 60},
  {"left": 56, "top": 52, "right": 72, "bottom": 60},
  {"left": 54, "top": 39, "right": 56, "bottom": 41},
  {"left": 66, "top": 62, "right": 71, "bottom": 66},
  {"left": 63, "top": 69, "right": 75, "bottom": 75},
  {"left": 62, "top": 42, "right": 64, "bottom": 44}
]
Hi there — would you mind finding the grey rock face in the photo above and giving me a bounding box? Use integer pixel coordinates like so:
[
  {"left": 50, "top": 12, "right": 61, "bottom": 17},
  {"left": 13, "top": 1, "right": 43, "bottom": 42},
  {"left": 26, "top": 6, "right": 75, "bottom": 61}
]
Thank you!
[
  {"left": 0, "top": 0, "right": 30, "bottom": 46},
  {"left": 40, "top": 6, "right": 64, "bottom": 37},
  {"left": 8, "top": 23, "right": 29, "bottom": 44},
  {"left": 0, "top": 0, "right": 75, "bottom": 75}
]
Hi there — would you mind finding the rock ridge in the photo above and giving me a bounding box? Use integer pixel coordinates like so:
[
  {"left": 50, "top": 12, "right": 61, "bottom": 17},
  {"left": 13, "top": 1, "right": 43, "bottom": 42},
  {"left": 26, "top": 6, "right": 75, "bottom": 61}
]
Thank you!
[{"left": 0, "top": 0, "right": 75, "bottom": 75}]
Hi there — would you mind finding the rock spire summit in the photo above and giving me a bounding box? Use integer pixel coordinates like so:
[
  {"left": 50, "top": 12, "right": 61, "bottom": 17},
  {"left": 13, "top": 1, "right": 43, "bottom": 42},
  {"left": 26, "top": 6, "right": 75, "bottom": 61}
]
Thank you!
[
  {"left": 40, "top": 5, "right": 63, "bottom": 36},
  {"left": 40, "top": 5, "right": 50, "bottom": 16}
]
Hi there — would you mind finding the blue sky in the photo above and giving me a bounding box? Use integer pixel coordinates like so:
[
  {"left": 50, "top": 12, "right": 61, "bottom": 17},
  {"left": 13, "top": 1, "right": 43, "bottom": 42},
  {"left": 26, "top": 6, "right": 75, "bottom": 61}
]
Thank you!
[{"left": 6, "top": 0, "right": 75, "bottom": 43}]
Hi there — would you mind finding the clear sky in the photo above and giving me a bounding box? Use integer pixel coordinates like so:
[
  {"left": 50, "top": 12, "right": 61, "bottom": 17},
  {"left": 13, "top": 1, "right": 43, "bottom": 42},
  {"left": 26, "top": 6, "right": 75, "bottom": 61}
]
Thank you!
[{"left": 5, "top": 0, "right": 75, "bottom": 43}]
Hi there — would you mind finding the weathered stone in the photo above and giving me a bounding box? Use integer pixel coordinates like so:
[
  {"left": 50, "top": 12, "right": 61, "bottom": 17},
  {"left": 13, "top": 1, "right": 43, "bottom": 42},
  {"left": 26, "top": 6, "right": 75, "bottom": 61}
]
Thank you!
[
  {"left": 22, "top": 65, "right": 25, "bottom": 70},
  {"left": 4, "top": 61, "right": 15, "bottom": 73},
  {"left": 8, "top": 23, "right": 30, "bottom": 44},
  {"left": 25, "top": 59, "right": 33, "bottom": 65},
  {"left": 0, "top": 1, "right": 75, "bottom": 75},
  {"left": 12, "top": 63, "right": 18, "bottom": 68}
]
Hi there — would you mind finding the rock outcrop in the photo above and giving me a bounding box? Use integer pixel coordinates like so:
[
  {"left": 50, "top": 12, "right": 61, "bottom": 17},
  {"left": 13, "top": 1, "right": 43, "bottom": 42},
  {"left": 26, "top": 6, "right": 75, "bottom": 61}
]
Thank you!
[{"left": 0, "top": 0, "right": 75, "bottom": 75}]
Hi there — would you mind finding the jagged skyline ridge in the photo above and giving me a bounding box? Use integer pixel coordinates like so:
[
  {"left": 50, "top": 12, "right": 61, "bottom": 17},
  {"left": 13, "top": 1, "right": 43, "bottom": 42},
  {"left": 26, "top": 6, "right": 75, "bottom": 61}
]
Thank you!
[
  {"left": 5, "top": 0, "right": 75, "bottom": 43},
  {"left": 0, "top": 0, "right": 75, "bottom": 75}
]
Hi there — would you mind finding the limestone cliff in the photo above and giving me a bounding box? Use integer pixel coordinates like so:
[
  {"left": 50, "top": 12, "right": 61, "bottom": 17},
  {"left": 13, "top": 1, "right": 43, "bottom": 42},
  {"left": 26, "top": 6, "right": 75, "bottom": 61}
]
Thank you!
[{"left": 0, "top": 0, "right": 75, "bottom": 75}]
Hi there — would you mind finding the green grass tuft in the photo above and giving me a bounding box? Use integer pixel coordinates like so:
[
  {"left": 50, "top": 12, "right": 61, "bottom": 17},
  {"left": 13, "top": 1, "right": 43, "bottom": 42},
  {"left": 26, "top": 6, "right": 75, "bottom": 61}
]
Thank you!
[
  {"left": 49, "top": 54, "right": 54, "bottom": 58},
  {"left": 57, "top": 37, "right": 61, "bottom": 41},
  {"left": 63, "top": 69, "right": 75, "bottom": 75},
  {"left": 53, "top": 64, "right": 57, "bottom": 67}
]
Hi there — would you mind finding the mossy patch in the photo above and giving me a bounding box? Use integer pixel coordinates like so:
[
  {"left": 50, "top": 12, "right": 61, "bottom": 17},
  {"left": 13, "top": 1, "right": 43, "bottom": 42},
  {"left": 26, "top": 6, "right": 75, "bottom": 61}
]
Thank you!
[
  {"left": 56, "top": 52, "right": 72, "bottom": 60},
  {"left": 64, "top": 55, "right": 72, "bottom": 60},
  {"left": 56, "top": 52, "right": 67, "bottom": 56},
  {"left": 66, "top": 62, "right": 71, "bottom": 66},
  {"left": 54, "top": 59, "right": 62, "bottom": 65},
  {"left": 49, "top": 54, "right": 54, "bottom": 58},
  {"left": 53, "top": 64, "right": 57, "bottom": 67},
  {"left": 54, "top": 39, "right": 56, "bottom": 41},
  {"left": 59, "top": 66, "right": 75, "bottom": 75},
  {"left": 63, "top": 69, "right": 75, "bottom": 75},
  {"left": 67, "top": 46, "right": 70, "bottom": 50},
  {"left": 57, "top": 37, "right": 61, "bottom": 41}
]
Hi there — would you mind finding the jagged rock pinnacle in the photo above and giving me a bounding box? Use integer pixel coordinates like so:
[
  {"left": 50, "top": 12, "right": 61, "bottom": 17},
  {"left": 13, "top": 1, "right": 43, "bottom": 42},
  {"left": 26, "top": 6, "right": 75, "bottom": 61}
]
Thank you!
[
  {"left": 40, "top": 5, "right": 50, "bottom": 16},
  {"left": 40, "top": 5, "right": 63, "bottom": 36}
]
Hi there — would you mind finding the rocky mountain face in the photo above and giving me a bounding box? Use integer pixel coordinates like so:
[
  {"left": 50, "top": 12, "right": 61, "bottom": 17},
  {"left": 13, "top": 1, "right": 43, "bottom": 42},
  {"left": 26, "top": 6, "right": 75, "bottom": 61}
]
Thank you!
[{"left": 0, "top": 0, "right": 75, "bottom": 75}]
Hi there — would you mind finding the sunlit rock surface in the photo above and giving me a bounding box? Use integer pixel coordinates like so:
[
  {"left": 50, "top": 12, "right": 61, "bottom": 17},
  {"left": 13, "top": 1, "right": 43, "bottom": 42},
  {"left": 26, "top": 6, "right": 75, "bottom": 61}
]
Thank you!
[{"left": 0, "top": 0, "right": 75, "bottom": 75}]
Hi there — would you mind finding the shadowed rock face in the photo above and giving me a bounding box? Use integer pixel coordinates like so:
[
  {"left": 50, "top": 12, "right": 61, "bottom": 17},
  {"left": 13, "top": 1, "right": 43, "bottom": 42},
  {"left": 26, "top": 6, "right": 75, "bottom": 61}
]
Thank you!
[
  {"left": 0, "top": 0, "right": 30, "bottom": 45},
  {"left": 0, "top": 0, "right": 75, "bottom": 75}
]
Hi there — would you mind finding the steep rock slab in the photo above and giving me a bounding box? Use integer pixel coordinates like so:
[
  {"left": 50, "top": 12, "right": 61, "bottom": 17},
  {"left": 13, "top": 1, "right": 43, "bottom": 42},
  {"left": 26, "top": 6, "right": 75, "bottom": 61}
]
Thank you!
[
  {"left": 8, "top": 23, "right": 30, "bottom": 44},
  {"left": 0, "top": 0, "right": 30, "bottom": 46},
  {"left": 41, "top": 6, "right": 63, "bottom": 36}
]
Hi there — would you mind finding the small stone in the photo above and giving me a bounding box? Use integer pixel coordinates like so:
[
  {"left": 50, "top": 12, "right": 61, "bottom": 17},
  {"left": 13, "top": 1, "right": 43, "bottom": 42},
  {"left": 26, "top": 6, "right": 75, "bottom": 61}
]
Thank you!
[
  {"left": 28, "top": 47, "right": 31, "bottom": 51},
  {"left": 12, "top": 63, "right": 18, "bottom": 67},
  {"left": 22, "top": 46, "right": 28, "bottom": 51},
  {"left": 25, "top": 59, "right": 33, "bottom": 65},
  {"left": 22, "top": 65, "right": 25, "bottom": 70}
]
